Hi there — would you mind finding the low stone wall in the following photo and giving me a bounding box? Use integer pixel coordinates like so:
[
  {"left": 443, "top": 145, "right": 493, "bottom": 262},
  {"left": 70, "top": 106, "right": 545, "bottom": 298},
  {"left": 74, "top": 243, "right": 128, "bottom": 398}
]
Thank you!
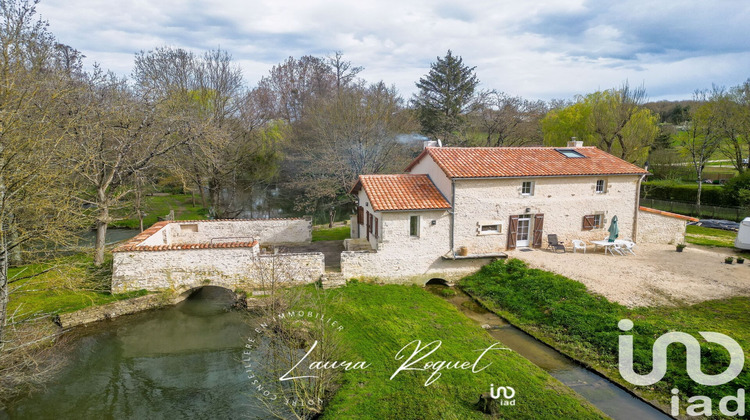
[
  {"left": 167, "top": 218, "right": 312, "bottom": 245},
  {"left": 341, "top": 250, "right": 490, "bottom": 284},
  {"left": 637, "top": 206, "right": 697, "bottom": 244},
  {"left": 56, "top": 293, "right": 178, "bottom": 328},
  {"left": 112, "top": 248, "right": 324, "bottom": 293}
]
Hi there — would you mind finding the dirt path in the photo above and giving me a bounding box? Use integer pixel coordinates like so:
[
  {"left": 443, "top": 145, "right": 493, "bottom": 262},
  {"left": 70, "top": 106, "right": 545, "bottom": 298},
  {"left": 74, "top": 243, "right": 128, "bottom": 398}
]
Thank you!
[{"left": 508, "top": 243, "right": 750, "bottom": 307}]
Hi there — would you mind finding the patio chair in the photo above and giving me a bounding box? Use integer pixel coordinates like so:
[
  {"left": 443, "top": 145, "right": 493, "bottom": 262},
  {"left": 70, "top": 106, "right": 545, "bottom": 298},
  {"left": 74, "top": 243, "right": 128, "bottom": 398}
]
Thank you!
[
  {"left": 611, "top": 243, "right": 625, "bottom": 256},
  {"left": 620, "top": 240, "right": 636, "bottom": 255},
  {"left": 572, "top": 239, "right": 587, "bottom": 254},
  {"left": 547, "top": 234, "right": 566, "bottom": 253}
]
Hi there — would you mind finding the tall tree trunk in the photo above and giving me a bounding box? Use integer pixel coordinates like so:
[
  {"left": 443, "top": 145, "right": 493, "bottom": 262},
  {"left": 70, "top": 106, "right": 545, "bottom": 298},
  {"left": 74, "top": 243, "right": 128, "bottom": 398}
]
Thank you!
[
  {"left": 696, "top": 166, "right": 703, "bottom": 217},
  {"left": 94, "top": 189, "right": 109, "bottom": 267},
  {"left": 0, "top": 240, "right": 8, "bottom": 343}
]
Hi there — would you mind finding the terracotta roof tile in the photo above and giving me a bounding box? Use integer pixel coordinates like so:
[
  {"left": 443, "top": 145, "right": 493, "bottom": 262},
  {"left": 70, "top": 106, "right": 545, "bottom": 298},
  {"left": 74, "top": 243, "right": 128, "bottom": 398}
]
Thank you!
[
  {"left": 406, "top": 147, "right": 649, "bottom": 178},
  {"left": 351, "top": 174, "right": 451, "bottom": 212},
  {"left": 639, "top": 206, "right": 699, "bottom": 222}
]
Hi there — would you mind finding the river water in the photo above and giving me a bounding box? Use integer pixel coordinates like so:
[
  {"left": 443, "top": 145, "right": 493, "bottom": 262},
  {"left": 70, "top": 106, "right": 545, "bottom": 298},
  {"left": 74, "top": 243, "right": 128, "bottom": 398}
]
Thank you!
[
  {"left": 427, "top": 286, "right": 672, "bottom": 420},
  {"left": 2, "top": 288, "right": 267, "bottom": 419}
]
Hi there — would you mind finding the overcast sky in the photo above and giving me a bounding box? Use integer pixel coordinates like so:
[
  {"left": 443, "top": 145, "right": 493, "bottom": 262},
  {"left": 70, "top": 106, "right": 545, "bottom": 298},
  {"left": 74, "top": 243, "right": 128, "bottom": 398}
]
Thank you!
[{"left": 36, "top": 0, "right": 750, "bottom": 102}]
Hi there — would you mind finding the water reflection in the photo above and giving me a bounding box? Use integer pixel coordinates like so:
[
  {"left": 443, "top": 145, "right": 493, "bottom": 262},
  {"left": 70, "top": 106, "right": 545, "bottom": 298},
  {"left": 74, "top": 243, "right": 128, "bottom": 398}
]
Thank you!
[{"left": 5, "top": 288, "right": 267, "bottom": 419}]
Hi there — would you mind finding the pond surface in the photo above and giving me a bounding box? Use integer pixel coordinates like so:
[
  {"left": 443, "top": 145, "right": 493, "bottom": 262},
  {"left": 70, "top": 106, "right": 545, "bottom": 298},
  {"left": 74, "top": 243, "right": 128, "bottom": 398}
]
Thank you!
[
  {"left": 427, "top": 285, "right": 672, "bottom": 420},
  {"left": 3, "top": 288, "right": 268, "bottom": 419}
]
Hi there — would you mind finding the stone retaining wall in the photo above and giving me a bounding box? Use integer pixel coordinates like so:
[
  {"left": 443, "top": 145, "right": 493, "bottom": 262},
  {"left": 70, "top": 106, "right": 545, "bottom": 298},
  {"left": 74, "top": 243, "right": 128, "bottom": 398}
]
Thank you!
[
  {"left": 56, "top": 293, "right": 177, "bottom": 328},
  {"left": 112, "top": 249, "right": 324, "bottom": 293},
  {"left": 340, "top": 250, "right": 489, "bottom": 283}
]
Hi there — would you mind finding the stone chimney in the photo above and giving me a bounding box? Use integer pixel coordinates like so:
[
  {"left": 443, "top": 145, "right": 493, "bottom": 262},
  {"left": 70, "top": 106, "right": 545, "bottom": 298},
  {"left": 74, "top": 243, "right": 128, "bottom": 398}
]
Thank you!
[
  {"left": 423, "top": 139, "right": 442, "bottom": 149},
  {"left": 566, "top": 137, "right": 583, "bottom": 148}
]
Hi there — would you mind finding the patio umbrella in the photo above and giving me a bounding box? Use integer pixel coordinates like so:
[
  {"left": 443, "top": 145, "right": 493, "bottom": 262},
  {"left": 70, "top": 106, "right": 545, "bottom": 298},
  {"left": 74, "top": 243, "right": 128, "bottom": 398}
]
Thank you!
[{"left": 607, "top": 215, "right": 619, "bottom": 242}]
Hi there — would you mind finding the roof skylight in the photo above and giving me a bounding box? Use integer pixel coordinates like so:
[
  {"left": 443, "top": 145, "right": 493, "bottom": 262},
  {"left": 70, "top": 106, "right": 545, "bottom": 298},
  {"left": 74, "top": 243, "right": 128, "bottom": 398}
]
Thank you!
[{"left": 556, "top": 149, "right": 586, "bottom": 158}]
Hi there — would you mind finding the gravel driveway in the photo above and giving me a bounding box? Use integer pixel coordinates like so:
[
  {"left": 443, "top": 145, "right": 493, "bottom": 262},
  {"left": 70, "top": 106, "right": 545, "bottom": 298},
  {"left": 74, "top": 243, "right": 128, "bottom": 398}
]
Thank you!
[{"left": 508, "top": 243, "right": 750, "bottom": 307}]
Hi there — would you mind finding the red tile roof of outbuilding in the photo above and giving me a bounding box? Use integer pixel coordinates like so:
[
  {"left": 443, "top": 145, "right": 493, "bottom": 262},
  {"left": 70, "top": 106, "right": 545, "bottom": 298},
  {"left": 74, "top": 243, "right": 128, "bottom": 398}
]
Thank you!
[{"left": 351, "top": 174, "right": 451, "bottom": 211}]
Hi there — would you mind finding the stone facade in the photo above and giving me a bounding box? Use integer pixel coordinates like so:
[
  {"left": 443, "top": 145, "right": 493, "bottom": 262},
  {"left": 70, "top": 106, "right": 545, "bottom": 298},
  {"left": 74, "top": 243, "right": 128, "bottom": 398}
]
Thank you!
[
  {"left": 451, "top": 175, "right": 642, "bottom": 253},
  {"left": 112, "top": 218, "right": 321, "bottom": 293},
  {"left": 342, "top": 208, "right": 490, "bottom": 282},
  {"left": 141, "top": 218, "right": 311, "bottom": 246},
  {"left": 637, "top": 206, "right": 697, "bottom": 244},
  {"left": 112, "top": 248, "right": 324, "bottom": 293}
]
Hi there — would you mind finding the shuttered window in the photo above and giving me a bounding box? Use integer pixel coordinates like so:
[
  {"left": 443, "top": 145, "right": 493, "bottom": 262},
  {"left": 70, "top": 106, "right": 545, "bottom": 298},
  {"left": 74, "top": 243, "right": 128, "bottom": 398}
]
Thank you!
[
  {"left": 374, "top": 217, "right": 379, "bottom": 238},
  {"left": 357, "top": 206, "right": 364, "bottom": 225},
  {"left": 582, "top": 214, "right": 603, "bottom": 230}
]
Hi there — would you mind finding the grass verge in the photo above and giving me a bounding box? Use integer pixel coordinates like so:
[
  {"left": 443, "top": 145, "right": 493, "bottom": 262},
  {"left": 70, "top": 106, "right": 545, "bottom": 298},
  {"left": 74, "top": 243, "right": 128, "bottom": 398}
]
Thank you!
[
  {"left": 7, "top": 253, "right": 148, "bottom": 321},
  {"left": 685, "top": 225, "right": 742, "bottom": 249},
  {"left": 320, "top": 282, "right": 606, "bottom": 419},
  {"left": 312, "top": 225, "right": 350, "bottom": 242},
  {"left": 460, "top": 258, "right": 750, "bottom": 417}
]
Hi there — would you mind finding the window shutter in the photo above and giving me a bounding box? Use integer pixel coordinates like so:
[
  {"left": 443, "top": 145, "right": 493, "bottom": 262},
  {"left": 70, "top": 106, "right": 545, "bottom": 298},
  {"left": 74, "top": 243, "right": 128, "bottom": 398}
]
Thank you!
[
  {"left": 507, "top": 215, "right": 519, "bottom": 250},
  {"left": 582, "top": 215, "right": 595, "bottom": 231},
  {"left": 374, "top": 217, "right": 379, "bottom": 238},
  {"left": 357, "top": 207, "right": 364, "bottom": 225},
  {"left": 532, "top": 214, "right": 544, "bottom": 248}
]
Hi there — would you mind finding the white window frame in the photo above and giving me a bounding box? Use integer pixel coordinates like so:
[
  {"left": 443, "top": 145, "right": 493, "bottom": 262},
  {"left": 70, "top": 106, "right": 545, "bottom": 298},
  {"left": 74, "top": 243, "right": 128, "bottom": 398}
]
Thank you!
[
  {"left": 477, "top": 221, "right": 503, "bottom": 236},
  {"left": 409, "top": 215, "right": 420, "bottom": 238},
  {"left": 521, "top": 181, "right": 535, "bottom": 196},
  {"left": 595, "top": 179, "right": 606, "bottom": 194}
]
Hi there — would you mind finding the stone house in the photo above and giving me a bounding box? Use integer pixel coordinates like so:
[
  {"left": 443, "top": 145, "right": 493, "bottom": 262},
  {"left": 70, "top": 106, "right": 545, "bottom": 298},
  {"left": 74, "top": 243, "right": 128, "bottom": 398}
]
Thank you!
[{"left": 343, "top": 142, "right": 683, "bottom": 282}]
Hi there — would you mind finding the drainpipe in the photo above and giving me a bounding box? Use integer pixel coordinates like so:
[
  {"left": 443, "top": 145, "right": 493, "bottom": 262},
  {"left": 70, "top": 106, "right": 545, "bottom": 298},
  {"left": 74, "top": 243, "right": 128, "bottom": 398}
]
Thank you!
[
  {"left": 633, "top": 174, "right": 646, "bottom": 242},
  {"left": 450, "top": 179, "right": 456, "bottom": 258}
]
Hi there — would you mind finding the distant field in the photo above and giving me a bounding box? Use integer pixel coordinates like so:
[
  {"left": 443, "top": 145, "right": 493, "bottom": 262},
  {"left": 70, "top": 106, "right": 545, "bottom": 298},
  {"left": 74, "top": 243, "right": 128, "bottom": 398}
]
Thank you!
[{"left": 685, "top": 225, "right": 740, "bottom": 248}]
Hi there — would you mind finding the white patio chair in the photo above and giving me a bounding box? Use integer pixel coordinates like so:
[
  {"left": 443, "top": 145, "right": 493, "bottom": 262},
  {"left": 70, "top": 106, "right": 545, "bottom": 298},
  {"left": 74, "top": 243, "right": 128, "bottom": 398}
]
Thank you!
[
  {"left": 611, "top": 243, "right": 625, "bottom": 256},
  {"left": 572, "top": 240, "right": 587, "bottom": 254},
  {"left": 621, "top": 240, "right": 636, "bottom": 255}
]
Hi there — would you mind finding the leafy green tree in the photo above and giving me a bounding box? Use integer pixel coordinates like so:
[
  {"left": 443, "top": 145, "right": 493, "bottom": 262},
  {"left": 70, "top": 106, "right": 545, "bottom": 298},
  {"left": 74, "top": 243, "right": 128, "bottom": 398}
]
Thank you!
[
  {"left": 413, "top": 50, "right": 479, "bottom": 143},
  {"left": 542, "top": 83, "right": 658, "bottom": 163}
]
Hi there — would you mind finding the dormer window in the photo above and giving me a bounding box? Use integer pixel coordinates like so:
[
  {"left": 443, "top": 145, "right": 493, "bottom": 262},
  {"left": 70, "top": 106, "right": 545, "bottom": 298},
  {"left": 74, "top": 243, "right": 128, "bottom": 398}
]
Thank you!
[{"left": 557, "top": 149, "right": 585, "bottom": 158}]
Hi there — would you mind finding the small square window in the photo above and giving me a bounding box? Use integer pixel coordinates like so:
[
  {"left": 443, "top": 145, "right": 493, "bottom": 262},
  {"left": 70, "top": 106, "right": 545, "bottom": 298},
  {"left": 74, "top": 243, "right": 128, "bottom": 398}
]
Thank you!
[
  {"left": 410, "top": 215, "right": 420, "bottom": 237},
  {"left": 583, "top": 214, "right": 604, "bottom": 230},
  {"left": 596, "top": 179, "right": 606, "bottom": 193},
  {"left": 521, "top": 181, "right": 534, "bottom": 196}
]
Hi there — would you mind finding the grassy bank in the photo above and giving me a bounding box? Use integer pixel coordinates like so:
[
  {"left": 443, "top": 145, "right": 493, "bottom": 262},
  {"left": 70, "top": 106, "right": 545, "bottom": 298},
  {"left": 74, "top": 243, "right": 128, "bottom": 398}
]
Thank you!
[
  {"left": 111, "top": 193, "right": 207, "bottom": 229},
  {"left": 460, "top": 259, "right": 750, "bottom": 416},
  {"left": 685, "top": 225, "right": 741, "bottom": 249},
  {"left": 320, "top": 282, "right": 605, "bottom": 419},
  {"left": 312, "top": 225, "right": 350, "bottom": 242},
  {"left": 7, "top": 254, "right": 147, "bottom": 321}
]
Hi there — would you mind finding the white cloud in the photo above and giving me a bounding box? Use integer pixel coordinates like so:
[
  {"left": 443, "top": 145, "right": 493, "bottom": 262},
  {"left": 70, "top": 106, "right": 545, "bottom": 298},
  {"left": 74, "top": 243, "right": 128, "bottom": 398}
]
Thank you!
[{"left": 35, "top": 0, "right": 750, "bottom": 101}]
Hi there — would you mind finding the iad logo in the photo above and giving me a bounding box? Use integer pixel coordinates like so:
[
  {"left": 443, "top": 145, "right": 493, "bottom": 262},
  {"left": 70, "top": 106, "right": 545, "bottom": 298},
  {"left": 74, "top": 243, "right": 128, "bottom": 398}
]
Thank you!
[
  {"left": 617, "top": 319, "right": 746, "bottom": 417},
  {"left": 489, "top": 384, "right": 516, "bottom": 406}
]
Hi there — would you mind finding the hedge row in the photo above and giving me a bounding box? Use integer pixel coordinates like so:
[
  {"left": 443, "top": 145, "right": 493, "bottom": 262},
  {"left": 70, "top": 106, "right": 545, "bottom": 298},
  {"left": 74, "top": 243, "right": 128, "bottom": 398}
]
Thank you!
[{"left": 640, "top": 181, "right": 735, "bottom": 207}]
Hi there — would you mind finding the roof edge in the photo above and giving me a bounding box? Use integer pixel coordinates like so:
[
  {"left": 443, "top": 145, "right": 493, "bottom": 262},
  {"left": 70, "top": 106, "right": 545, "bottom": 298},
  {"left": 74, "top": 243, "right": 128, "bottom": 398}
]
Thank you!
[{"left": 639, "top": 206, "right": 699, "bottom": 222}]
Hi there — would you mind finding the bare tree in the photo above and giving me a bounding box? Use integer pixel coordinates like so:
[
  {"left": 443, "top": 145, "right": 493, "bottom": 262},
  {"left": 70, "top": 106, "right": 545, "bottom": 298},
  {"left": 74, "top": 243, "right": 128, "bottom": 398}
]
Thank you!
[
  {"left": 64, "top": 70, "right": 202, "bottom": 266},
  {"left": 291, "top": 82, "right": 416, "bottom": 226},
  {"left": 471, "top": 90, "right": 546, "bottom": 146},
  {"left": 245, "top": 256, "right": 344, "bottom": 419},
  {"left": 677, "top": 90, "right": 724, "bottom": 212}
]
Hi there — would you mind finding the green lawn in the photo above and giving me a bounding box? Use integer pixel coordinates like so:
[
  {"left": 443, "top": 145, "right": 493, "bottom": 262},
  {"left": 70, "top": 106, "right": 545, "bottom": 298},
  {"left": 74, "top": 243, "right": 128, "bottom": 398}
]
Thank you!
[
  {"left": 460, "top": 259, "right": 750, "bottom": 417},
  {"left": 320, "top": 282, "right": 606, "bottom": 419},
  {"left": 111, "top": 193, "right": 207, "bottom": 229},
  {"left": 312, "top": 225, "right": 350, "bottom": 242},
  {"left": 685, "top": 225, "right": 740, "bottom": 249},
  {"left": 7, "top": 254, "right": 148, "bottom": 321}
]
